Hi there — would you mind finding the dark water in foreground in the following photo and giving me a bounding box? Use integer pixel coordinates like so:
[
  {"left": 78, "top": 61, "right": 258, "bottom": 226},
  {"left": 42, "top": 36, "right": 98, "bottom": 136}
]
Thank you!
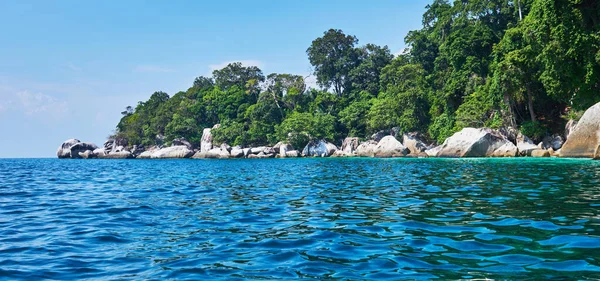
[{"left": 1, "top": 158, "right": 599, "bottom": 280}]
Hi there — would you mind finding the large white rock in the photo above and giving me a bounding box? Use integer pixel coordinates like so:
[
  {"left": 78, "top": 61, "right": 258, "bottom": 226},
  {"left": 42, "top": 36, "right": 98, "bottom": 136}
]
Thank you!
[
  {"left": 277, "top": 143, "right": 294, "bottom": 157},
  {"left": 492, "top": 142, "right": 518, "bottom": 157},
  {"left": 565, "top": 119, "right": 578, "bottom": 140},
  {"left": 57, "top": 139, "right": 100, "bottom": 158},
  {"left": 98, "top": 151, "right": 134, "bottom": 159},
  {"left": 57, "top": 139, "right": 79, "bottom": 158},
  {"left": 517, "top": 133, "right": 538, "bottom": 156},
  {"left": 561, "top": 102, "right": 600, "bottom": 158},
  {"left": 250, "top": 146, "right": 267, "bottom": 155},
  {"left": 151, "top": 146, "right": 194, "bottom": 159},
  {"left": 341, "top": 137, "right": 360, "bottom": 154},
  {"left": 230, "top": 147, "right": 245, "bottom": 158},
  {"left": 200, "top": 124, "right": 220, "bottom": 152},
  {"left": 136, "top": 146, "right": 160, "bottom": 159},
  {"left": 374, "top": 136, "right": 409, "bottom": 158},
  {"left": 425, "top": 145, "right": 441, "bottom": 157},
  {"left": 402, "top": 133, "right": 428, "bottom": 155},
  {"left": 302, "top": 140, "right": 336, "bottom": 157},
  {"left": 356, "top": 141, "right": 377, "bottom": 157},
  {"left": 437, "top": 128, "right": 509, "bottom": 158}
]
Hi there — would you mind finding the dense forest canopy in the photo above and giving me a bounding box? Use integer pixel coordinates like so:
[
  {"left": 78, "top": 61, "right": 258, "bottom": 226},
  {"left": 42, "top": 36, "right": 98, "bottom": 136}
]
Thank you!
[{"left": 115, "top": 0, "right": 600, "bottom": 148}]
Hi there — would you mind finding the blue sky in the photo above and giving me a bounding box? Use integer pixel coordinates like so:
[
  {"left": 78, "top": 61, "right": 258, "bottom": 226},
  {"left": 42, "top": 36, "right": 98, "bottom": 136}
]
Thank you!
[{"left": 0, "top": 0, "right": 430, "bottom": 158}]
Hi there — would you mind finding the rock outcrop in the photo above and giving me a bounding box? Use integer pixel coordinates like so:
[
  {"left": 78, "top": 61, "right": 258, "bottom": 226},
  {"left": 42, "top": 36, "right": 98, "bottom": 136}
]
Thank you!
[
  {"left": 57, "top": 139, "right": 99, "bottom": 159},
  {"left": 200, "top": 124, "right": 220, "bottom": 152},
  {"left": 341, "top": 137, "right": 360, "bottom": 155},
  {"left": 517, "top": 133, "right": 538, "bottom": 156},
  {"left": 437, "top": 128, "right": 509, "bottom": 158},
  {"left": 151, "top": 146, "right": 194, "bottom": 159},
  {"left": 491, "top": 142, "right": 518, "bottom": 157},
  {"left": 356, "top": 140, "right": 378, "bottom": 157},
  {"left": 172, "top": 138, "right": 193, "bottom": 150},
  {"left": 564, "top": 119, "right": 578, "bottom": 140},
  {"left": 230, "top": 146, "right": 245, "bottom": 158},
  {"left": 374, "top": 136, "right": 409, "bottom": 158},
  {"left": 136, "top": 146, "right": 160, "bottom": 159},
  {"left": 531, "top": 149, "right": 551, "bottom": 158},
  {"left": 402, "top": 132, "right": 428, "bottom": 155},
  {"left": 302, "top": 140, "right": 336, "bottom": 157},
  {"left": 97, "top": 150, "right": 134, "bottom": 159},
  {"left": 560, "top": 102, "right": 600, "bottom": 158},
  {"left": 425, "top": 146, "right": 442, "bottom": 157},
  {"left": 275, "top": 143, "right": 295, "bottom": 157}
]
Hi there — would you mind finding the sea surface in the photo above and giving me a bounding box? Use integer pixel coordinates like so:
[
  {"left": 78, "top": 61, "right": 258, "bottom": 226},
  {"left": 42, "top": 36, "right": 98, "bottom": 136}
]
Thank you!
[{"left": 1, "top": 158, "right": 599, "bottom": 280}]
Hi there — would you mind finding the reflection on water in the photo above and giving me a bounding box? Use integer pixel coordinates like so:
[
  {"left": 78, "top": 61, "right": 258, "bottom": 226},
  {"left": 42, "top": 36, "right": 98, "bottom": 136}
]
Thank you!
[{"left": 0, "top": 158, "right": 599, "bottom": 280}]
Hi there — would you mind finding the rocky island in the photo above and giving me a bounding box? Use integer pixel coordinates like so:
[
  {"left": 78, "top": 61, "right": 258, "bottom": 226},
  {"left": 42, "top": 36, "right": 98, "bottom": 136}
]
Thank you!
[{"left": 57, "top": 100, "right": 600, "bottom": 160}]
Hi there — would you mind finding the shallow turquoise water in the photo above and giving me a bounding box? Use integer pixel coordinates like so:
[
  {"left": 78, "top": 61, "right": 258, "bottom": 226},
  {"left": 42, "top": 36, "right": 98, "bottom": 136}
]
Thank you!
[{"left": 1, "top": 158, "right": 599, "bottom": 280}]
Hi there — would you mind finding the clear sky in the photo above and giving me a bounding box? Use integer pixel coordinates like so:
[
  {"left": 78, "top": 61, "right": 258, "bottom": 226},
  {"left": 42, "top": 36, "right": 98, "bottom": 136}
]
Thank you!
[{"left": 0, "top": 0, "right": 431, "bottom": 158}]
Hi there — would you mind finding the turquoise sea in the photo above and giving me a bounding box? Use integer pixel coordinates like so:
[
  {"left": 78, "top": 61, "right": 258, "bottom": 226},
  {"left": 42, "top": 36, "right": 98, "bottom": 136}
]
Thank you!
[{"left": 1, "top": 158, "right": 599, "bottom": 280}]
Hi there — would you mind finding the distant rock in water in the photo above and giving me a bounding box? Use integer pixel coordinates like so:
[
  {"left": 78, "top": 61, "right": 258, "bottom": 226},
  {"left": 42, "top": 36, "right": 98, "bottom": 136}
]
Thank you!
[
  {"left": 437, "top": 128, "right": 509, "bottom": 158},
  {"left": 560, "top": 102, "right": 600, "bottom": 158},
  {"left": 57, "top": 139, "right": 98, "bottom": 159}
]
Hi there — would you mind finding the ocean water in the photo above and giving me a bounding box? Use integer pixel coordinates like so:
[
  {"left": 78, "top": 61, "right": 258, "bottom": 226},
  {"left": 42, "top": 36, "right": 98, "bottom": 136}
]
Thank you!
[{"left": 1, "top": 158, "right": 599, "bottom": 280}]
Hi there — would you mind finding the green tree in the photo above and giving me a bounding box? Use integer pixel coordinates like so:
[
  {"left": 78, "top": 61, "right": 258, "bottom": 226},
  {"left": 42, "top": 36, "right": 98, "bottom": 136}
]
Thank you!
[{"left": 307, "top": 29, "right": 359, "bottom": 96}]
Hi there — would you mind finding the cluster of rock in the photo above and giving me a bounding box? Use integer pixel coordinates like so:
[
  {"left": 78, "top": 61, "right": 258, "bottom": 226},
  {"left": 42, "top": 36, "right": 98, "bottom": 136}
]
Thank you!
[
  {"left": 58, "top": 101, "right": 600, "bottom": 160},
  {"left": 192, "top": 125, "right": 301, "bottom": 159}
]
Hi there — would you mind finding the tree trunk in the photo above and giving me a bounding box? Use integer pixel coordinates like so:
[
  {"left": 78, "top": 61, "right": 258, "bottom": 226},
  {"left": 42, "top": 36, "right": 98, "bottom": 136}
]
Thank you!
[
  {"left": 517, "top": 0, "right": 523, "bottom": 21},
  {"left": 527, "top": 86, "right": 536, "bottom": 121},
  {"left": 503, "top": 93, "right": 517, "bottom": 128}
]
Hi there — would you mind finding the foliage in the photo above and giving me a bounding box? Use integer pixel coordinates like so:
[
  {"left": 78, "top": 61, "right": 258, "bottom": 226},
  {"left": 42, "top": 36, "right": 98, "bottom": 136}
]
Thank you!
[
  {"left": 520, "top": 121, "right": 547, "bottom": 142},
  {"left": 114, "top": 0, "right": 600, "bottom": 149}
]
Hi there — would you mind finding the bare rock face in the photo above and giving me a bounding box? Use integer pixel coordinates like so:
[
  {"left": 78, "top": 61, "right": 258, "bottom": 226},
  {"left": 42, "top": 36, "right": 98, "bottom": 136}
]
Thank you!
[
  {"left": 531, "top": 149, "right": 551, "bottom": 158},
  {"left": 172, "top": 138, "right": 193, "bottom": 150},
  {"left": 341, "top": 137, "right": 360, "bottom": 155},
  {"left": 425, "top": 145, "right": 442, "bottom": 157},
  {"left": 201, "top": 124, "right": 220, "bottom": 152},
  {"left": 230, "top": 147, "right": 245, "bottom": 158},
  {"left": 517, "top": 133, "right": 538, "bottom": 156},
  {"left": 151, "top": 146, "right": 194, "bottom": 159},
  {"left": 561, "top": 102, "right": 600, "bottom": 158},
  {"left": 356, "top": 141, "right": 378, "bottom": 157},
  {"left": 193, "top": 147, "right": 230, "bottom": 159},
  {"left": 57, "top": 139, "right": 99, "bottom": 158},
  {"left": 402, "top": 132, "right": 428, "bottom": 155},
  {"left": 492, "top": 142, "right": 518, "bottom": 157},
  {"left": 285, "top": 150, "right": 300, "bottom": 157},
  {"left": 539, "top": 135, "right": 563, "bottom": 151},
  {"left": 373, "top": 136, "right": 409, "bottom": 158},
  {"left": 302, "top": 140, "right": 336, "bottom": 157},
  {"left": 250, "top": 147, "right": 266, "bottom": 155},
  {"left": 276, "top": 143, "right": 294, "bottom": 157},
  {"left": 93, "top": 148, "right": 107, "bottom": 157},
  {"left": 136, "top": 146, "right": 160, "bottom": 159},
  {"left": 99, "top": 151, "right": 134, "bottom": 159},
  {"left": 78, "top": 150, "right": 97, "bottom": 159},
  {"left": 565, "top": 119, "right": 578, "bottom": 140},
  {"left": 437, "top": 128, "right": 509, "bottom": 158}
]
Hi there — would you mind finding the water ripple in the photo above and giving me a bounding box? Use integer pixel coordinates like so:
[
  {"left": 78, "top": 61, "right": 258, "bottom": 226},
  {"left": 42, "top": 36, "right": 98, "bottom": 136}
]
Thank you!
[{"left": 0, "top": 158, "right": 599, "bottom": 280}]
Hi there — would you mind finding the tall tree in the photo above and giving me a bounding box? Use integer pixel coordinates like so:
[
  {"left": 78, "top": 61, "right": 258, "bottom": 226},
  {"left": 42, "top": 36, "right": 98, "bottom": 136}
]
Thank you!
[{"left": 307, "top": 29, "right": 359, "bottom": 96}]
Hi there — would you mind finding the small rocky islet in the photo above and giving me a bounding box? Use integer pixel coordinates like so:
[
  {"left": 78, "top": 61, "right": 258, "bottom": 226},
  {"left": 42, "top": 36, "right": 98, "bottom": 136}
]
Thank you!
[{"left": 57, "top": 101, "right": 600, "bottom": 160}]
